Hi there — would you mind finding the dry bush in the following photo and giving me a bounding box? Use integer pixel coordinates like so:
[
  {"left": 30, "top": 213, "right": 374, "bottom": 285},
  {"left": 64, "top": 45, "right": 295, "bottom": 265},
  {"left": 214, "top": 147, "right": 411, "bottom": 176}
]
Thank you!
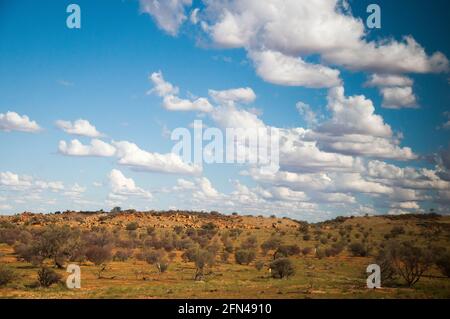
[
  {"left": 0, "top": 266, "right": 16, "bottom": 286},
  {"left": 37, "top": 267, "right": 61, "bottom": 287}
]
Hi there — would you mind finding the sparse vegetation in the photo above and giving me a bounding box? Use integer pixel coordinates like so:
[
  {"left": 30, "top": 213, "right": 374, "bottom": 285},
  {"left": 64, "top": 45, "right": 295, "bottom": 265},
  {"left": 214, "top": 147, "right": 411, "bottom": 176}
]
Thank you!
[{"left": 0, "top": 211, "right": 449, "bottom": 298}]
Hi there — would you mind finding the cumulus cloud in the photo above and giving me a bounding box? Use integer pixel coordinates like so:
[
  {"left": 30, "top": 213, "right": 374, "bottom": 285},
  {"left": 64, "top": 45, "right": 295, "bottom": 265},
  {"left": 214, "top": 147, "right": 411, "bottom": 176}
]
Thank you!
[
  {"left": 0, "top": 171, "right": 33, "bottom": 188},
  {"left": 194, "top": 0, "right": 448, "bottom": 88},
  {"left": 58, "top": 139, "right": 116, "bottom": 157},
  {"left": 366, "top": 74, "right": 414, "bottom": 88},
  {"left": 311, "top": 86, "right": 416, "bottom": 160},
  {"left": 211, "top": 104, "right": 265, "bottom": 129},
  {"left": 249, "top": 50, "right": 341, "bottom": 88},
  {"left": 380, "top": 87, "right": 418, "bottom": 109},
  {"left": 64, "top": 183, "right": 86, "bottom": 198},
  {"left": 139, "top": 0, "right": 192, "bottom": 36},
  {"left": 0, "top": 111, "right": 41, "bottom": 133},
  {"left": 55, "top": 119, "right": 103, "bottom": 137},
  {"left": 162, "top": 95, "right": 213, "bottom": 112},
  {"left": 109, "top": 169, "right": 152, "bottom": 199},
  {"left": 149, "top": 71, "right": 213, "bottom": 112},
  {"left": 0, "top": 171, "right": 66, "bottom": 194},
  {"left": 296, "top": 102, "right": 318, "bottom": 128},
  {"left": 366, "top": 74, "right": 417, "bottom": 109},
  {"left": 113, "top": 140, "right": 201, "bottom": 175},
  {"left": 209, "top": 87, "right": 256, "bottom": 104}
]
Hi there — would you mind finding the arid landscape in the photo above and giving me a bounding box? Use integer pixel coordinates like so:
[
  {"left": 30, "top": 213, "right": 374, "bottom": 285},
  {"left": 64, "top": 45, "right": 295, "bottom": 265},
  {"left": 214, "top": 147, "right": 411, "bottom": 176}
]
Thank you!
[{"left": 0, "top": 210, "right": 449, "bottom": 299}]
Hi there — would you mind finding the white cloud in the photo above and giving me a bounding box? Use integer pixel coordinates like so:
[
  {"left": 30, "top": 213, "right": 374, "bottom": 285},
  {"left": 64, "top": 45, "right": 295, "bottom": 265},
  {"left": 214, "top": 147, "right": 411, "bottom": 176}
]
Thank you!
[
  {"left": 211, "top": 104, "right": 265, "bottom": 129},
  {"left": 162, "top": 95, "right": 213, "bottom": 112},
  {"left": 366, "top": 74, "right": 414, "bottom": 87},
  {"left": 58, "top": 139, "right": 116, "bottom": 157},
  {"left": 139, "top": 0, "right": 192, "bottom": 36},
  {"left": 149, "top": 71, "right": 179, "bottom": 97},
  {"left": 366, "top": 74, "right": 417, "bottom": 109},
  {"left": 0, "top": 111, "right": 41, "bottom": 133},
  {"left": 64, "top": 183, "right": 86, "bottom": 198},
  {"left": 311, "top": 86, "right": 416, "bottom": 160},
  {"left": 0, "top": 171, "right": 33, "bottom": 188},
  {"left": 380, "top": 87, "right": 417, "bottom": 109},
  {"left": 296, "top": 102, "right": 318, "bottom": 128},
  {"left": 35, "top": 181, "right": 65, "bottom": 192},
  {"left": 319, "top": 86, "right": 392, "bottom": 137},
  {"left": 209, "top": 87, "right": 256, "bottom": 104},
  {"left": 113, "top": 140, "right": 201, "bottom": 175},
  {"left": 55, "top": 119, "right": 103, "bottom": 137},
  {"left": 109, "top": 169, "right": 152, "bottom": 199},
  {"left": 249, "top": 50, "right": 341, "bottom": 88},
  {"left": 149, "top": 71, "right": 213, "bottom": 112},
  {"left": 196, "top": 0, "right": 448, "bottom": 88}
]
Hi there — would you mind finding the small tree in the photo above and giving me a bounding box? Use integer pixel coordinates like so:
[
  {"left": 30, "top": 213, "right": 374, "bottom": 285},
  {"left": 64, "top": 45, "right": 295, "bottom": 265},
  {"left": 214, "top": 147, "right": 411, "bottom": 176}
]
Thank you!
[
  {"left": 37, "top": 267, "right": 61, "bottom": 287},
  {"left": 85, "top": 245, "right": 112, "bottom": 278},
  {"left": 234, "top": 249, "right": 256, "bottom": 265},
  {"left": 144, "top": 249, "right": 169, "bottom": 274},
  {"left": 270, "top": 258, "right": 295, "bottom": 279},
  {"left": 261, "top": 237, "right": 282, "bottom": 255},
  {"left": 192, "top": 249, "right": 215, "bottom": 281},
  {"left": 386, "top": 242, "right": 432, "bottom": 287},
  {"left": 0, "top": 266, "right": 16, "bottom": 286}
]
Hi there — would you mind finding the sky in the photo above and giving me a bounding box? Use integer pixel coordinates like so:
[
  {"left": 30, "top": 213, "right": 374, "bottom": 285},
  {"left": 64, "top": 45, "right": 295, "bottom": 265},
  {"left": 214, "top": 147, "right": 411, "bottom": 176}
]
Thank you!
[{"left": 0, "top": 0, "right": 449, "bottom": 222}]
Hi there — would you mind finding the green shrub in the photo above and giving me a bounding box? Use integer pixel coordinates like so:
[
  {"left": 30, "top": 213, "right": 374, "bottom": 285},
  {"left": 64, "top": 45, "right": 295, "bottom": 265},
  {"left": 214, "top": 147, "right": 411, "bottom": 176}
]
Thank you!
[
  {"left": 270, "top": 258, "right": 295, "bottom": 279},
  {"left": 349, "top": 242, "right": 369, "bottom": 257},
  {"left": 234, "top": 249, "right": 256, "bottom": 265}
]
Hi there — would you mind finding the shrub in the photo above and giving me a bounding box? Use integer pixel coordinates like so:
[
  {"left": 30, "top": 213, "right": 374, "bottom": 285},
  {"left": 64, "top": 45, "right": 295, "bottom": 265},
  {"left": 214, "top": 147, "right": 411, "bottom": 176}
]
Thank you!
[
  {"left": 0, "top": 266, "right": 16, "bottom": 286},
  {"left": 302, "top": 234, "right": 311, "bottom": 241},
  {"left": 234, "top": 249, "right": 256, "bottom": 265},
  {"left": 435, "top": 252, "right": 450, "bottom": 278},
  {"left": 14, "top": 243, "right": 44, "bottom": 266},
  {"left": 86, "top": 245, "right": 112, "bottom": 278},
  {"left": 144, "top": 249, "right": 169, "bottom": 273},
  {"left": 125, "top": 222, "right": 139, "bottom": 231},
  {"left": 261, "top": 238, "right": 282, "bottom": 255},
  {"left": 193, "top": 249, "right": 216, "bottom": 280},
  {"left": 86, "top": 246, "right": 112, "bottom": 265},
  {"left": 240, "top": 235, "right": 258, "bottom": 250},
  {"left": 274, "top": 245, "right": 301, "bottom": 259},
  {"left": 301, "top": 247, "right": 313, "bottom": 256},
  {"left": 390, "top": 226, "right": 405, "bottom": 238},
  {"left": 349, "top": 242, "right": 369, "bottom": 257},
  {"left": 113, "top": 249, "right": 132, "bottom": 262},
  {"left": 375, "top": 243, "right": 398, "bottom": 283},
  {"left": 270, "top": 258, "right": 295, "bottom": 279},
  {"left": 255, "top": 261, "right": 265, "bottom": 271},
  {"left": 37, "top": 267, "right": 61, "bottom": 287},
  {"left": 379, "top": 241, "right": 432, "bottom": 287}
]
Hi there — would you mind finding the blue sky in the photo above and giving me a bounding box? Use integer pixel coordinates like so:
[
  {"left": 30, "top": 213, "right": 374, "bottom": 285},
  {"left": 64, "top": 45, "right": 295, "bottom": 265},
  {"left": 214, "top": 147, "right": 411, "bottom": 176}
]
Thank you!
[{"left": 0, "top": 0, "right": 449, "bottom": 221}]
